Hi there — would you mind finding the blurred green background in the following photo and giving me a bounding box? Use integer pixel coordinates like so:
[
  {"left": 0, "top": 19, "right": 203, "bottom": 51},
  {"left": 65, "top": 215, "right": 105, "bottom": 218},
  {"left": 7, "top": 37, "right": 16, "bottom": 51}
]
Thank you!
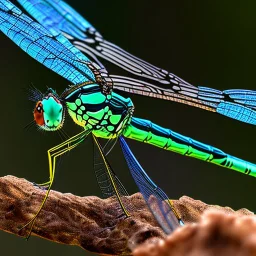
[{"left": 1, "top": 0, "right": 256, "bottom": 255}]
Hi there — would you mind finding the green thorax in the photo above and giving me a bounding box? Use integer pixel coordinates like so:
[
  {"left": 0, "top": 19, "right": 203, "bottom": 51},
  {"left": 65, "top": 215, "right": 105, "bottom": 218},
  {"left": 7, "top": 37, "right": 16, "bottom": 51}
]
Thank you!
[{"left": 63, "top": 83, "right": 134, "bottom": 138}]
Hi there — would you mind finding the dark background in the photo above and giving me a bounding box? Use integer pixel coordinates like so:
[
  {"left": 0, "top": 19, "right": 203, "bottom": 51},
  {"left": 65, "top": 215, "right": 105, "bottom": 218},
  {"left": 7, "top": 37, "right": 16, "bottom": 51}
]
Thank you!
[{"left": 1, "top": 0, "right": 256, "bottom": 255}]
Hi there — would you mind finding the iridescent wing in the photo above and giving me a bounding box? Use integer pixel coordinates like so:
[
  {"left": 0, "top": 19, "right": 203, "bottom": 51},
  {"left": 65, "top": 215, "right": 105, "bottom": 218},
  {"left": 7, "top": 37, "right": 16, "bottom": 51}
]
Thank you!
[
  {"left": 17, "top": 0, "right": 256, "bottom": 125},
  {"left": 0, "top": 0, "right": 96, "bottom": 85},
  {"left": 93, "top": 137, "right": 129, "bottom": 199},
  {"left": 93, "top": 135, "right": 134, "bottom": 217},
  {"left": 119, "top": 136, "right": 184, "bottom": 234},
  {"left": 16, "top": 0, "right": 106, "bottom": 70}
]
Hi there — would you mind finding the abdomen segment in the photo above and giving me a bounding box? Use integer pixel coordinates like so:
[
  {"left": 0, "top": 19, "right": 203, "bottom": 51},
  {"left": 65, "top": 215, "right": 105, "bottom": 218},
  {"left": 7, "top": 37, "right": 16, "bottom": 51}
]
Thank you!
[{"left": 123, "top": 117, "right": 256, "bottom": 177}]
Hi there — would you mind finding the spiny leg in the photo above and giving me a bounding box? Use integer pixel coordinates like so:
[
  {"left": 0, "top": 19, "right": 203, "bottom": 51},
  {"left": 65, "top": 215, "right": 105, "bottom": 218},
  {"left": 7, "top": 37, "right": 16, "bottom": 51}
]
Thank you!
[
  {"left": 21, "top": 145, "right": 76, "bottom": 238},
  {"left": 20, "top": 130, "right": 91, "bottom": 239},
  {"left": 35, "top": 131, "right": 88, "bottom": 187}
]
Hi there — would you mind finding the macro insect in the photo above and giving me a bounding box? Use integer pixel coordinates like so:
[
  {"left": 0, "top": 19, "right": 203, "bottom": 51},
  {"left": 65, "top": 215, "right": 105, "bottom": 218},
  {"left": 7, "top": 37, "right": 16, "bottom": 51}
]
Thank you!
[{"left": 1, "top": 0, "right": 255, "bottom": 239}]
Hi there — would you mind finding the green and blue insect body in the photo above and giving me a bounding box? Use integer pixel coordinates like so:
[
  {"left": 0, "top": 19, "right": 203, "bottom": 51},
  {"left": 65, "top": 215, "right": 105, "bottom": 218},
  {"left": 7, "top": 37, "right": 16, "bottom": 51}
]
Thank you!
[
  {"left": 61, "top": 82, "right": 256, "bottom": 177},
  {"left": 37, "top": 83, "right": 256, "bottom": 178},
  {"left": 123, "top": 118, "right": 256, "bottom": 177},
  {"left": 63, "top": 83, "right": 134, "bottom": 138}
]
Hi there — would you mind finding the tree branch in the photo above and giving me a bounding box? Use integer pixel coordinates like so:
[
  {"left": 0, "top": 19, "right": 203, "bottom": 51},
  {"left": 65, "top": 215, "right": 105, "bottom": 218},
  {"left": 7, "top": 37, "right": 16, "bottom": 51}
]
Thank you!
[{"left": 0, "top": 176, "right": 253, "bottom": 255}]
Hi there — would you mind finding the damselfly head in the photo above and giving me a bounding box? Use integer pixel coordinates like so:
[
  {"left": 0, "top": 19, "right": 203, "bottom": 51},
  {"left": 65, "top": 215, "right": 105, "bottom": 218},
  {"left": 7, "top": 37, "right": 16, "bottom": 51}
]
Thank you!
[{"left": 33, "top": 89, "right": 65, "bottom": 131}]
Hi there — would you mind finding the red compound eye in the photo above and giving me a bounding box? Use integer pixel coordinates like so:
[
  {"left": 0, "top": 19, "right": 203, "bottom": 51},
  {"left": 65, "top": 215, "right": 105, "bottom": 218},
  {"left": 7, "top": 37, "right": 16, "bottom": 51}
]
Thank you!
[{"left": 34, "top": 101, "right": 44, "bottom": 126}]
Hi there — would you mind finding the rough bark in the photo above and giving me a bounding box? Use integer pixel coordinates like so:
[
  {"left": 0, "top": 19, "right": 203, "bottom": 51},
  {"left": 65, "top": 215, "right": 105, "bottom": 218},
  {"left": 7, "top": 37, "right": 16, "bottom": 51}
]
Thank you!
[{"left": 0, "top": 175, "right": 254, "bottom": 255}]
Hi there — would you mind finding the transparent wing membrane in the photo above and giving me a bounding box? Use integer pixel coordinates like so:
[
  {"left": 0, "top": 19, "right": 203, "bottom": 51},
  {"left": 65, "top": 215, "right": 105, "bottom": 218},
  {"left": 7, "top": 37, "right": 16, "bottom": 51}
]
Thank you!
[
  {"left": 119, "top": 136, "right": 184, "bottom": 234},
  {"left": 93, "top": 136, "right": 129, "bottom": 199},
  {"left": 93, "top": 136, "right": 133, "bottom": 217}
]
